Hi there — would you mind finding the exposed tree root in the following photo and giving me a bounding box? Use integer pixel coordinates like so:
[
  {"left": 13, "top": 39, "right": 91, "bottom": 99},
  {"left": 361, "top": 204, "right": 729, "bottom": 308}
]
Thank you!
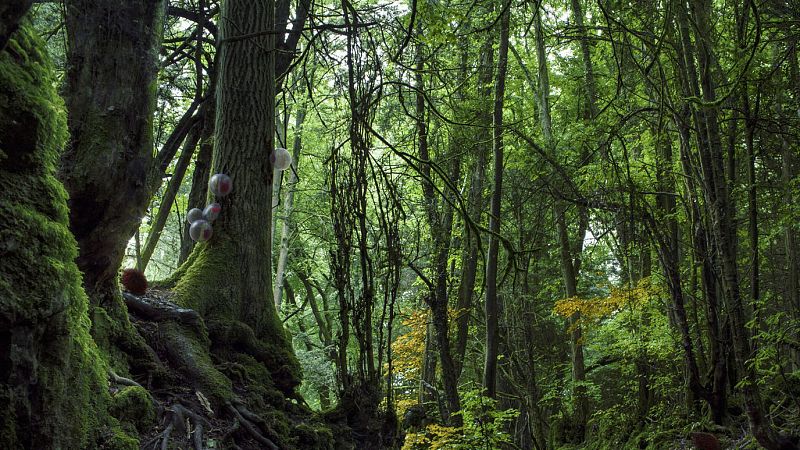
[
  {"left": 227, "top": 401, "right": 279, "bottom": 450},
  {"left": 122, "top": 291, "right": 202, "bottom": 328},
  {"left": 115, "top": 289, "right": 338, "bottom": 449}
]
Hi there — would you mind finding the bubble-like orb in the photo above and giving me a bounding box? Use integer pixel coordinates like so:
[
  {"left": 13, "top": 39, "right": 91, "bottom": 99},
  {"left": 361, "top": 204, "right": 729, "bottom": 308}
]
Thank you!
[
  {"left": 186, "top": 208, "right": 204, "bottom": 224},
  {"left": 203, "top": 203, "right": 222, "bottom": 222},
  {"left": 209, "top": 173, "right": 233, "bottom": 197},
  {"left": 189, "top": 220, "right": 213, "bottom": 242},
  {"left": 271, "top": 147, "right": 292, "bottom": 171}
]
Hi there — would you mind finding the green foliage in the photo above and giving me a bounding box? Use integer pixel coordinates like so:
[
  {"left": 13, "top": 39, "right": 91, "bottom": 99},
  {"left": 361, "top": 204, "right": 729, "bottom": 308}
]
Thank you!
[{"left": 402, "top": 390, "right": 518, "bottom": 450}]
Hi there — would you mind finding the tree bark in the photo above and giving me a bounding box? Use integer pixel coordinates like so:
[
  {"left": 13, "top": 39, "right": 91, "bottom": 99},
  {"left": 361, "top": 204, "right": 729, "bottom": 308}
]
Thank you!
[
  {"left": 61, "top": 0, "right": 168, "bottom": 307},
  {"left": 172, "top": 0, "right": 300, "bottom": 392},
  {"left": 483, "top": 5, "right": 509, "bottom": 399}
]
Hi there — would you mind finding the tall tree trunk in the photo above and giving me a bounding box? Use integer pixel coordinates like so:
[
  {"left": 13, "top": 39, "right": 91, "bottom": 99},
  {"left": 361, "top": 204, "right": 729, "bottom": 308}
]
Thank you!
[
  {"left": 483, "top": 5, "right": 509, "bottom": 399},
  {"left": 61, "top": 0, "right": 168, "bottom": 307},
  {"left": 415, "top": 28, "right": 462, "bottom": 425},
  {"left": 535, "top": 1, "right": 588, "bottom": 437},
  {"left": 140, "top": 121, "right": 202, "bottom": 272},
  {"left": 680, "top": 0, "right": 785, "bottom": 445},
  {"left": 785, "top": 42, "right": 800, "bottom": 324},
  {"left": 172, "top": 0, "right": 300, "bottom": 393},
  {"left": 454, "top": 31, "right": 493, "bottom": 378}
]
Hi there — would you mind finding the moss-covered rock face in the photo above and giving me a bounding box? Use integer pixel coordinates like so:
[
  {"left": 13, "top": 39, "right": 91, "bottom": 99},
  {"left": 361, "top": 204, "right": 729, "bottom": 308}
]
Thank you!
[{"left": 0, "top": 23, "right": 126, "bottom": 448}]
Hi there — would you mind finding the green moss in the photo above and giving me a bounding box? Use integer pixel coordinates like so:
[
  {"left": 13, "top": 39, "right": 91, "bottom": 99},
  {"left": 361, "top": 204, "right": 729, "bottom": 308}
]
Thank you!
[
  {"left": 0, "top": 23, "right": 116, "bottom": 448},
  {"left": 110, "top": 386, "right": 155, "bottom": 433},
  {"left": 295, "top": 423, "right": 335, "bottom": 450},
  {"left": 173, "top": 238, "right": 240, "bottom": 317},
  {"left": 173, "top": 238, "right": 301, "bottom": 392},
  {"left": 160, "top": 321, "right": 233, "bottom": 405},
  {"left": 91, "top": 306, "right": 131, "bottom": 371},
  {"left": 99, "top": 426, "right": 140, "bottom": 450}
]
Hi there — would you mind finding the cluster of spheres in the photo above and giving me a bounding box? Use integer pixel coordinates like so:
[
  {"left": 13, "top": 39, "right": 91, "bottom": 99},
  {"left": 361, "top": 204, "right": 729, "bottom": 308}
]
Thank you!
[
  {"left": 187, "top": 174, "right": 232, "bottom": 242},
  {"left": 186, "top": 150, "right": 292, "bottom": 243}
]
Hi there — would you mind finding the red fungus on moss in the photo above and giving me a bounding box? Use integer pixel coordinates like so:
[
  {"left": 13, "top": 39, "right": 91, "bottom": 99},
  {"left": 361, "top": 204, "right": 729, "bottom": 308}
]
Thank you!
[{"left": 121, "top": 268, "right": 148, "bottom": 295}]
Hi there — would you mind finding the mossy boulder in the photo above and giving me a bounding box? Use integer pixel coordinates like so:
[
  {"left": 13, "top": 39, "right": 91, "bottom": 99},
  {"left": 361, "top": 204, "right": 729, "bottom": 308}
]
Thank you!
[{"left": 110, "top": 386, "right": 155, "bottom": 433}]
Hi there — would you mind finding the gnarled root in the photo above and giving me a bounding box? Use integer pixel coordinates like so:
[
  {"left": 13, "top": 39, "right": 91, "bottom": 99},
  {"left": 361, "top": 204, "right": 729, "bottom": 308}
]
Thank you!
[{"left": 226, "top": 401, "right": 279, "bottom": 450}]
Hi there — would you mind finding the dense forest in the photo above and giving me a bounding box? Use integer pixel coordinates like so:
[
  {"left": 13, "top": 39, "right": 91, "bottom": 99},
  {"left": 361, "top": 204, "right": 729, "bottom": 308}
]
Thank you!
[{"left": 1, "top": 0, "right": 799, "bottom": 448}]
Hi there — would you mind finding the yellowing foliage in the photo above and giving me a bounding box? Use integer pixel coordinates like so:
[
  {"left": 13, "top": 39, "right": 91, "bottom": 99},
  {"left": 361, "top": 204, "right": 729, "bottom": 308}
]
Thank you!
[
  {"left": 389, "top": 307, "right": 465, "bottom": 382},
  {"left": 390, "top": 309, "right": 429, "bottom": 381},
  {"left": 402, "top": 424, "right": 461, "bottom": 450},
  {"left": 553, "top": 277, "right": 662, "bottom": 323}
]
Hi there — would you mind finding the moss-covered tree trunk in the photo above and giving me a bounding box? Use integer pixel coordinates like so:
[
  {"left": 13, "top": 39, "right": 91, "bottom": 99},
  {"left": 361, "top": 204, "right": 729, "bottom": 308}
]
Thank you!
[
  {"left": 0, "top": 23, "right": 132, "bottom": 449},
  {"left": 61, "top": 0, "right": 166, "bottom": 306},
  {"left": 173, "top": 0, "right": 300, "bottom": 392}
]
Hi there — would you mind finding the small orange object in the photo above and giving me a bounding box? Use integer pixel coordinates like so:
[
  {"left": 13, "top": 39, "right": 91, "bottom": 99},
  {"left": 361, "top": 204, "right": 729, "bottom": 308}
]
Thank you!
[{"left": 121, "top": 268, "right": 147, "bottom": 296}]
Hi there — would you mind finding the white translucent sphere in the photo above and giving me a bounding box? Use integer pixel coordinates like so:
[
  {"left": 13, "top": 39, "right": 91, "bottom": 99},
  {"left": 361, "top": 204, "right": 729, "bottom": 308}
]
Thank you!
[
  {"left": 209, "top": 173, "right": 233, "bottom": 197},
  {"left": 271, "top": 147, "right": 292, "bottom": 171},
  {"left": 203, "top": 203, "right": 221, "bottom": 222},
  {"left": 186, "top": 208, "right": 204, "bottom": 224},
  {"left": 189, "top": 220, "right": 213, "bottom": 242}
]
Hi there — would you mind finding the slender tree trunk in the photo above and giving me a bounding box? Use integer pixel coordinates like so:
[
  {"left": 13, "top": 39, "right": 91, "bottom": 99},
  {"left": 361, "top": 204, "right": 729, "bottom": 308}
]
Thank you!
[
  {"left": 533, "top": 6, "right": 552, "bottom": 144},
  {"left": 419, "top": 320, "right": 439, "bottom": 406},
  {"left": 556, "top": 207, "right": 589, "bottom": 439},
  {"left": 535, "top": 2, "right": 588, "bottom": 437},
  {"left": 415, "top": 28, "right": 463, "bottom": 425},
  {"left": 273, "top": 102, "right": 305, "bottom": 308},
  {"left": 454, "top": 31, "right": 493, "bottom": 378},
  {"left": 140, "top": 122, "right": 202, "bottom": 272},
  {"left": 680, "top": 0, "right": 784, "bottom": 445},
  {"left": 483, "top": 5, "right": 509, "bottom": 399},
  {"left": 569, "top": 0, "right": 599, "bottom": 120},
  {"left": 784, "top": 42, "right": 800, "bottom": 324},
  {"left": 179, "top": 106, "right": 214, "bottom": 265}
]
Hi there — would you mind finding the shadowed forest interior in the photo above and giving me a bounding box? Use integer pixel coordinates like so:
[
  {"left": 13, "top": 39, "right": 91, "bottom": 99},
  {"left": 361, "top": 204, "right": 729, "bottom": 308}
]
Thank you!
[{"left": 0, "top": 0, "right": 799, "bottom": 448}]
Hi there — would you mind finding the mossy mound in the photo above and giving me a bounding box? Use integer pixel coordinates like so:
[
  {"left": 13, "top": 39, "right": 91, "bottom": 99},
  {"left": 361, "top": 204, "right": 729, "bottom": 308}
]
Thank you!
[
  {"left": 171, "top": 237, "right": 301, "bottom": 392},
  {"left": 0, "top": 23, "right": 133, "bottom": 448},
  {"left": 110, "top": 386, "right": 156, "bottom": 433}
]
